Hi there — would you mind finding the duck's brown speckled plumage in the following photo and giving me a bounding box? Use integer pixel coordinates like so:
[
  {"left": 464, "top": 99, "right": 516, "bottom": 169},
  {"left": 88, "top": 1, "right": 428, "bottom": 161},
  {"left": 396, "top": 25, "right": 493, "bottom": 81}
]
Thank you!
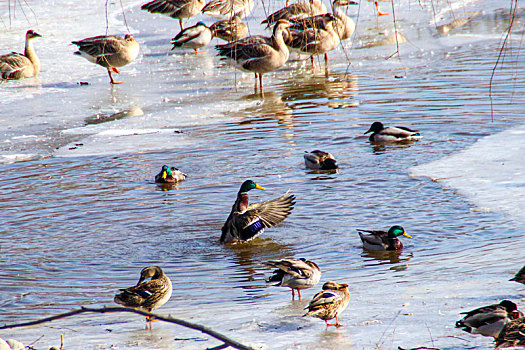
[
  {"left": 496, "top": 316, "right": 525, "bottom": 348},
  {"left": 0, "top": 30, "right": 41, "bottom": 80},
  {"left": 114, "top": 266, "right": 172, "bottom": 328},
  {"left": 266, "top": 258, "right": 321, "bottom": 300},
  {"left": 304, "top": 281, "right": 350, "bottom": 327},
  {"left": 72, "top": 34, "right": 139, "bottom": 84}
]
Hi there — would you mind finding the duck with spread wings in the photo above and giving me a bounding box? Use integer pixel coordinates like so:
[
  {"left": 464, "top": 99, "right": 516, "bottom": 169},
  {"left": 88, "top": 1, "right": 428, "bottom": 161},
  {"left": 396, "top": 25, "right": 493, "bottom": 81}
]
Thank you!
[{"left": 220, "top": 180, "right": 295, "bottom": 244}]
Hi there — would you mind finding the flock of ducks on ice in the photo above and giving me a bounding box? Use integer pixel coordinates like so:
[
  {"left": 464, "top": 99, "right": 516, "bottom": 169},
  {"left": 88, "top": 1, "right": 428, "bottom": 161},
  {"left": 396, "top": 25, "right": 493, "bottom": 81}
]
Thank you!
[
  {"left": 2, "top": 0, "right": 524, "bottom": 347},
  {"left": 1, "top": 0, "right": 391, "bottom": 92}
]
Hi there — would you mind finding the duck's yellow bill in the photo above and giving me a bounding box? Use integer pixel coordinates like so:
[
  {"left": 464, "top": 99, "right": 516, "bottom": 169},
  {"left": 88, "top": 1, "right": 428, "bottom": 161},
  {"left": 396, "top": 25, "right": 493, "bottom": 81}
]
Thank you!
[
  {"left": 255, "top": 184, "right": 266, "bottom": 190},
  {"left": 403, "top": 232, "right": 412, "bottom": 238}
]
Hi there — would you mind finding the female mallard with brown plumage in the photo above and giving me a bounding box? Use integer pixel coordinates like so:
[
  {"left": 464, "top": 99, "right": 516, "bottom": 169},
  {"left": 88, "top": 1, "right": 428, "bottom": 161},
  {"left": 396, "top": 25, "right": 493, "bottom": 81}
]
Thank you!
[
  {"left": 304, "top": 281, "right": 350, "bottom": 327},
  {"left": 304, "top": 150, "right": 338, "bottom": 170},
  {"left": 265, "top": 258, "right": 321, "bottom": 300},
  {"left": 220, "top": 180, "right": 295, "bottom": 244},
  {"left": 496, "top": 316, "right": 525, "bottom": 348},
  {"left": 0, "top": 30, "right": 41, "bottom": 80},
  {"left": 456, "top": 300, "right": 524, "bottom": 338},
  {"left": 357, "top": 225, "right": 412, "bottom": 251},
  {"left": 155, "top": 165, "right": 187, "bottom": 183},
  {"left": 209, "top": 16, "right": 248, "bottom": 41},
  {"left": 510, "top": 265, "right": 525, "bottom": 286},
  {"left": 114, "top": 266, "right": 173, "bottom": 329},
  {"left": 72, "top": 34, "right": 140, "bottom": 84}
]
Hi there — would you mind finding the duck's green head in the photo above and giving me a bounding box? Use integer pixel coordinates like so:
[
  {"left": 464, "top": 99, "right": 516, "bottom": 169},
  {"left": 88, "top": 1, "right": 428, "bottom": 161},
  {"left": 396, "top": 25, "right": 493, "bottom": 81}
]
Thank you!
[
  {"left": 161, "top": 165, "right": 172, "bottom": 179},
  {"left": 388, "top": 225, "right": 412, "bottom": 238},
  {"left": 364, "top": 121, "right": 384, "bottom": 134},
  {"left": 239, "top": 180, "right": 265, "bottom": 193}
]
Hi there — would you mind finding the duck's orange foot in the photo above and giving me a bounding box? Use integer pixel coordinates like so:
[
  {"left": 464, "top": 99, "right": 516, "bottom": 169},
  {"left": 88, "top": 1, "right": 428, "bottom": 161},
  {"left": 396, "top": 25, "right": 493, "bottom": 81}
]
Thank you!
[
  {"left": 111, "top": 67, "right": 121, "bottom": 73},
  {"left": 375, "top": 2, "right": 390, "bottom": 16},
  {"left": 111, "top": 81, "right": 125, "bottom": 84}
]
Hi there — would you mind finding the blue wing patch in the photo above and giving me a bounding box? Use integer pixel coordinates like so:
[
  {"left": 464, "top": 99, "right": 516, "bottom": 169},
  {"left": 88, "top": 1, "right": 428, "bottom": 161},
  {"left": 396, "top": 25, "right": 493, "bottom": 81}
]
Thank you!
[
  {"left": 136, "top": 290, "right": 152, "bottom": 299},
  {"left": 241, "top": 219, "right": 264, "bottom": 241}
]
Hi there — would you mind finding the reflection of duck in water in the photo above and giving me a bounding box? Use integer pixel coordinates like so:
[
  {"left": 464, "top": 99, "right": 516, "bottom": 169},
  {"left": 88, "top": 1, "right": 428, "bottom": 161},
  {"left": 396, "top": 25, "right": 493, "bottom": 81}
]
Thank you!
[
  {"left": 281, "top": 71, "right": 358, "bottom": 109},
  {"left": 220, "top": 180, "right": 295, "bottom": 244}
]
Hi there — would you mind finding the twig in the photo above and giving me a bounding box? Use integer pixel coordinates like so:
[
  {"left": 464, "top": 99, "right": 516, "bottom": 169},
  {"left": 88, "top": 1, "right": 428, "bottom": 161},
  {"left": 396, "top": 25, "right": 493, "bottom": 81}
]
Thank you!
[
  {"left": 377, "top": 309, "right": 402, "bottom": 348},
  {"left": 489, "top": 0, "right": 518, "bottom": 122},
  {"left": 0, "top": 306, "right": 257, "bottom": 350},
  {"left": 386, "top": 0, "right": 400, "bottom": 60}
]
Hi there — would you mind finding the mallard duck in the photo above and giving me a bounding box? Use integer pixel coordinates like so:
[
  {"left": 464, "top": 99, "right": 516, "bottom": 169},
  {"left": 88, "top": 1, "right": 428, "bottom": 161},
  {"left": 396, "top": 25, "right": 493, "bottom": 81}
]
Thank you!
[
  {"left": 209, "top": 16, "right": 248, "bottom": 41},
  {"left": 304, "top": 281, "right": 350, "bottom": 327},
  {"left": 171, "top": 22, "right": 213, "bottom": 54},
  {"left": 262, "top": 0, "right": 328, "bottom": 27},
  {"left": 496, "top": 316, "right": 525, "bottom": 348},
  {"left": 510, "top": 265, "right": 525, "bottom": 286},
  {"left": 216, "top": 20, "right": 292, "bottom": 94},
  {"left": 72, "top": 34, "right": 140, "bottom": 85},
  {"left": 155, "top": 165, "right": 187, "bottom": 183},
  {"left": 202, "top": 0, "right": 254, "bottom": 19},
  {"left": 265, "top": 258, "right": 321, "bottom": 300},
  {"left": 220, "top": 180, "right": 295, "bottom": 244},
  {"left": 364, "top": 121, "right": 422, "bottom": 142},
  {"left": 141, "top": 0, "right": 206, "bottom": 30},
  {"left": 304, "top": 150, "right": 338, "bottom": 170},
  {"left": 284, "top": 13, "right": 340, "bottom": 69},
  {"left": 114, "top": 266, "right": 173, "bottom": 329},
  {"left": 0, "top": 30, "right": 41, "bottom": 80},
  {"left": 357, "top": 225, "right": 412, "bottom": 251},
  {"left": 456, "top": 300, "right": 524, "bottom": 338}
]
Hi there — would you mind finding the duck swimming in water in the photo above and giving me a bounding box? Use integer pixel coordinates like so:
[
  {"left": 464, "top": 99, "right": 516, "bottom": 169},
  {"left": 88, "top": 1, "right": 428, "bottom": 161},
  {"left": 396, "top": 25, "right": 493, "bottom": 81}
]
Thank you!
[{"left": 220, "top": 180, "right": 295, "bottom": 244}]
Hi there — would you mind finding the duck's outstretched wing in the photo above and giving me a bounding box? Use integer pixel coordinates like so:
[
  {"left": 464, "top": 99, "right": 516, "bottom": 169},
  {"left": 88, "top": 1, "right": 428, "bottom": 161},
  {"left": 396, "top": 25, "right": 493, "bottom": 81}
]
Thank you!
[
  {"left": 221, "top": 193, "right": 295, "bottom": 243},
  {"left": 266, "top": 258, "right": 314, "bottom": 279}
]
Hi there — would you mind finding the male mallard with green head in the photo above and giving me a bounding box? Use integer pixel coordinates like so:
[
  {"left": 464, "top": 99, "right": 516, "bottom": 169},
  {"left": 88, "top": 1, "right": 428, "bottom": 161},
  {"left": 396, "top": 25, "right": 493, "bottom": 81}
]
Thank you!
[
  {"left": 496, "top": 316, "right": 525, "bottom": 348},
  {"left": 456, "top": 300, "right": 524, "bottom": 338},
  {"left": 364, "top": 121, "right": 422, "bottom": 142},
  {"left": 304, "top": 150, "right": 338, "bottom": 170},
  {"left": 357, "top": 225, "right": 412, "bottom": 251},
  {"left": 510, "top": 265, "right": 525, "bottom": 285},
  {"left": 155, "top": 165, "right": 187, "bottom": 183},
  {"left": 265, "top": 258, "right": 321, "bottom": 300},
  {"left": 304, "top": 281, "right": 350, "bottom": 327},
  {"left": 220, "top": 180, "right": 295, "bottom": 244},
  {"left": 114, "top": 266, "right": 173, "bottom": 329}
]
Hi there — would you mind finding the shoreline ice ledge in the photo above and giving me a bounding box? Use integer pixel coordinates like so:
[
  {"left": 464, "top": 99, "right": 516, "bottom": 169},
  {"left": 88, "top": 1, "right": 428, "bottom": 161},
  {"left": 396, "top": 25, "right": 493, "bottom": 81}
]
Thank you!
[{"left": 410, "top": 123, "right": 525, "bottom": 223}]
